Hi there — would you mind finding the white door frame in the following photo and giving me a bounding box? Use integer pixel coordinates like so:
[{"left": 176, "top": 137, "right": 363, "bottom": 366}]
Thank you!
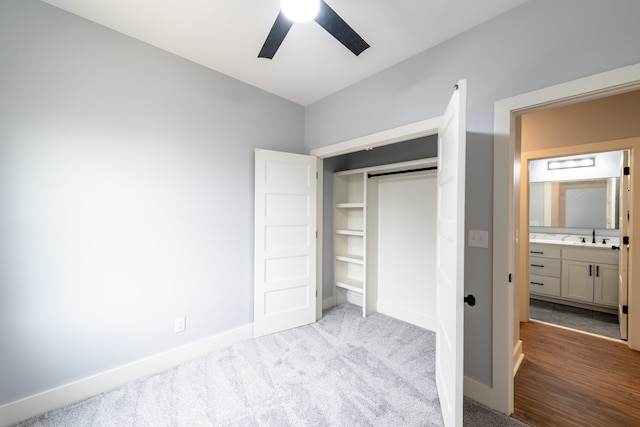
[
  {"left": 311, "top": 118, "right": 442, "bottom": 159},
  {"left": 493, "top": 63, "right": 640, "bottom": 414},
  {"left": 312, "top": 110, "right": 478, "bottom": 421},
  {"left": 310, "top": 117, "right": 441, "bottom": 314},
  {"left": 309, "top": 116, "right": 442, "bottom": 310}
]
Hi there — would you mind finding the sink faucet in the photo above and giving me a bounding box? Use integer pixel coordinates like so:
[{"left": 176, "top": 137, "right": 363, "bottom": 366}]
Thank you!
[{"left": 592, "top": 229, "right": 596, "bottom": 244}]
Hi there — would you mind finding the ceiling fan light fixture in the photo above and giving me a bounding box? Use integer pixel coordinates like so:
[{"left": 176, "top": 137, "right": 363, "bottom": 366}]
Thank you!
[{"left": 281, "top": 0, "right": 320, "bottom": 23}]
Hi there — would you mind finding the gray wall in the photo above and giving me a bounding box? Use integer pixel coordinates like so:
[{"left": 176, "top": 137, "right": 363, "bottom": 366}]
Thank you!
[
  {"left": 0, "top": 0, "right": 304, "bottom": 405},
  {"left": 306, "top": 0, "right": 640, "bottom": 385},
  {"left": 2, "top": 0, "right": 640, "bottom": 408}
]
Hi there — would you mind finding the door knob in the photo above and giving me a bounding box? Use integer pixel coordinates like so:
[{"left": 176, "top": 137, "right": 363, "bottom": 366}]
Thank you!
[{"left": 464, "top": 295, "right": 476, "bottom": 306}]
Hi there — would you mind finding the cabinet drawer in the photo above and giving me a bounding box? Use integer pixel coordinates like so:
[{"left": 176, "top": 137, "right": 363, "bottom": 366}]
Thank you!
[
  {"left": 529, "top": 257, "right": 561, "bottom": 277},
  {"left": 562, "top": 247, "right": 618, "bottom": 264},
  {"left": 529, "top": 274, "right": 561, "bottom": 296},
  {"left": 529, "top": 244, "right": 561, "bottom": 259}
]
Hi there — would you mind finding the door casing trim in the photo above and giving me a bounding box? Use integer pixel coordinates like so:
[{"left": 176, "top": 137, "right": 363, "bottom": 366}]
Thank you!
[{"left": 493, "top": 63, "right": 640, "bottom": 414}]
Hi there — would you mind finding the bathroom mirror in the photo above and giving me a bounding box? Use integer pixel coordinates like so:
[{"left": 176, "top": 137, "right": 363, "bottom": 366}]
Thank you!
[{"left": 529, "top": 177, "right": 619, "bottom": 229}]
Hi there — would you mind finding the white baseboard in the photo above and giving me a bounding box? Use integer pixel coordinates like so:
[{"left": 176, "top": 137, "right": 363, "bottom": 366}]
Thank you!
[
  {"left": 346, "top": 290, "right": 363, "bottom": 306},
  {"left": 377, "top": 301, "right": 437, "bottom": 332},
  {"left": 513, "top": 339, "right": 524, "bottom": 376},
  {"left": 0, "top": 324, "right": 253, "bottom": 427}
]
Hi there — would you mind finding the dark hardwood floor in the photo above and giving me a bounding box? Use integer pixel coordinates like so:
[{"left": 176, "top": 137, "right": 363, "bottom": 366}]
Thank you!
[{"left": 513, "top": 321, "right": 640, "bottom": 427}]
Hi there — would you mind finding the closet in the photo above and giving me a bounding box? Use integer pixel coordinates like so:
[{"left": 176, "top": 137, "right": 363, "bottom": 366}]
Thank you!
[{"left": 333, "top": 158, "right": 439, "bottom": 330}]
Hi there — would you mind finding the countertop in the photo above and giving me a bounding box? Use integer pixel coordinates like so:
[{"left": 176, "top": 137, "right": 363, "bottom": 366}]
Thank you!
[{"left": 530, "top": 235, "right": 620, "bottom": 250}]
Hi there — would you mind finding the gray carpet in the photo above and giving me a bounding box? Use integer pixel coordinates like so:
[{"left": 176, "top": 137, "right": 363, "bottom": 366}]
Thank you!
[
  {"left": 463, "top": 398, "right": 528, "bottom": 427},
  {"left": 15, "top": 303, "right": 524, "bottom": 426}
]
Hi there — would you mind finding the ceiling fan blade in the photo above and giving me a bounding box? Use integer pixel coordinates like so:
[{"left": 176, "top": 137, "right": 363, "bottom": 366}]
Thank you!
[
  {"left": 314, "top": 0, "right": 370, "bottom": 56},
  {"left": 258, "top": 11, "right": 294, "bottom": 59}
]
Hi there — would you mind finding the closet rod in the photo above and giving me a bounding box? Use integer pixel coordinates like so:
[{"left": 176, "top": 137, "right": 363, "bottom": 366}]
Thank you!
[{"left": 367, "top": 166, "right": 436, "bottom": 179}]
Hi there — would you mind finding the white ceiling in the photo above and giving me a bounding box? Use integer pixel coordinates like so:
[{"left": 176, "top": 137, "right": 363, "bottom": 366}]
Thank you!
[{"left": 42, "top": 0, "right": 528, "bottom": 106}]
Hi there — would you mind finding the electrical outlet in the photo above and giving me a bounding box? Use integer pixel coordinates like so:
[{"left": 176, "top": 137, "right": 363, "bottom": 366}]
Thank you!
[{"left": 174, "top": 316, "right": 186, "bottom": 333}]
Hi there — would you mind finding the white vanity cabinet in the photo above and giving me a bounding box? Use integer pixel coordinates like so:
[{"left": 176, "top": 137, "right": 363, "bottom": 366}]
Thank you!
[
  {"left": 529, "top": 242, "right": 619, "bottom": 312},
  {"left": 561, "top": 260, "right": 596, "bottom": 303},
  {"left": 594, "top": 264, "right": 619, "bottom": 306},
  {"left": 561, "top": 247, "right": 619, "bottom": 308},
  {"left": 529, "top": 244, "right": 562, "bottom": 297}
]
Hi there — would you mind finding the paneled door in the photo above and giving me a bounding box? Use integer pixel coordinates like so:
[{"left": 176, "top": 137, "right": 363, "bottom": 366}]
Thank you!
[
  {"left": 435, "top": 80, "right": 467, "bottom": 427},
  {"left": 254, "top": 149, "right": 317, "bottom": 337}
]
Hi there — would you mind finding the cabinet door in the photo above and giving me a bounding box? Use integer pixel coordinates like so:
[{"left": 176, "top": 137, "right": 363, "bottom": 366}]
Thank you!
[
  {"left": 561, "top": 260, "right": 594, "bottom": 303},
  {"left": 594, "top": 263, "right": 619, "bottom": 307}
]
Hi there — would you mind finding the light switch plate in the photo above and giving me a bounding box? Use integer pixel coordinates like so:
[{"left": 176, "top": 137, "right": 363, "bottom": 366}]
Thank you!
[{"left": 468, "top": 229, "right": 489, "bottom": 248}]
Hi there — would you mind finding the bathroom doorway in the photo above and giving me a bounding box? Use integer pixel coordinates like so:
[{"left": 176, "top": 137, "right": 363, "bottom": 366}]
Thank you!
[
  {"left": 492, "top": 65, "right": 640, "bottom": 417},
  {"left": 511, "top": 88, "right": 640, "bottom": 425},
  {"left": 524, "top": 150, "right": 626, "bottom": 341},
  {"left": 515, "top": 85, "right": 640, "bottom": 343}
]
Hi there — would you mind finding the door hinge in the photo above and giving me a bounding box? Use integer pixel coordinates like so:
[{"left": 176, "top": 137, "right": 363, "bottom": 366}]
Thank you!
[
  {"left": 316, "top": 172, "right": 318, "bottom": 179},
  {"left": 623, "top": 305, "right": 628, "bottom": 314},
  {"left": 623, "top": 236, "right": 629, "bottom": 245},
  {"left": 316, "top": 231, "right": 318, "bottom": 239},
  {"left": 316, "top": 290, "right": 318, "bottom": 297},
  {"left": 624, "top": 166, "right": 630, "bottom": 176}
]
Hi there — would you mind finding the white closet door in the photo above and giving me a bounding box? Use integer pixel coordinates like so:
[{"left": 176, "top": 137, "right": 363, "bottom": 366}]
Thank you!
[
  {"left": 435, "top": 80, "right": 467, "bottom": 427},
  {"left": 254, "top": 149, "right": 317, "bottom": 337}
]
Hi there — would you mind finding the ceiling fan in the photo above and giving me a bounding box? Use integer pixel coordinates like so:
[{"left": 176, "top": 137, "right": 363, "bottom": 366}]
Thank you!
[{"left": 258, "top": 0, "right": 370, "bottom": 59}]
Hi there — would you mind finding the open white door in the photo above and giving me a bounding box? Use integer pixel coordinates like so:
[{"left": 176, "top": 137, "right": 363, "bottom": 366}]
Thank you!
[
  {"left": 435, "top": 80, "right": 466, "bottom": 427},
  {"left": 619, "top": 150, "right": 630, "bottom": 340},
  {"left": 254, "top": 149, "right": 317, "bottom": 337}
]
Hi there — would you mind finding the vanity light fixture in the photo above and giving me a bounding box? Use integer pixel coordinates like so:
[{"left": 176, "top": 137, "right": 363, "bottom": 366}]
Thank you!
[{"left": 547, "top": 157, "right": 595, "bottom": 170}]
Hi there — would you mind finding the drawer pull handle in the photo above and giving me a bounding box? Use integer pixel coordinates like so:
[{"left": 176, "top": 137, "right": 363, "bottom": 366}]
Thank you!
[
  {"left": 589, "top": 265, "right": 592, "bottom": 276},
  {"left": 596, "top": 265, "right": 600, "bottom": 277},
  {"left": 530, "top": 281, "right": 544, "bottom": 286},
  {"left": 530, "top": 264, "right": 544, "bottom": 268},
  {"left": 530, "top": 251, "right": 544, "bottom": 254}
]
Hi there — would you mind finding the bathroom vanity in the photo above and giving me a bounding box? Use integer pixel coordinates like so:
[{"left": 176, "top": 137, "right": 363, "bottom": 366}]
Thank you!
[{"left": 529, "top": 240, "right": 619, "bottom": 313}]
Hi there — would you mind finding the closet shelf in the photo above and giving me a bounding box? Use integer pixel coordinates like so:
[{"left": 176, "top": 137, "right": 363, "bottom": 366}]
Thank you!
[
  {"left": 336, "top": 202, "right": 365, "bottom": 209},
  {"left": 335, "top": 279, "right": 363, "bottom": 293},
  {"left": 334, "top": 169, "right": 367, "bottom": 316},
  {"left": 336, "top": 229, "right": 364, "bottom": 236},
  {"left": 336, "top": 254, "right": 364, "bottom": 264}
]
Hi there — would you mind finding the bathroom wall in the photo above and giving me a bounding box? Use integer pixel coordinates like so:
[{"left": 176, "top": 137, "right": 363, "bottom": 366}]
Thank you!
[
  {"left": 529, "top": 151, "right": 623, "bottom": 182},
  {"left": 521, "top": 89, "right": 640, "bottom": 152}
]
